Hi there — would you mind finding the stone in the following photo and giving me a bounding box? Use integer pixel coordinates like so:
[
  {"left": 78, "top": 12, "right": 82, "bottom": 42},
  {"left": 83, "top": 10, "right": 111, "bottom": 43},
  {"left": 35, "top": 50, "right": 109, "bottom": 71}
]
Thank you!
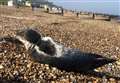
[{"left": 0, "top": 65, "right": 4, "bottom": 69}]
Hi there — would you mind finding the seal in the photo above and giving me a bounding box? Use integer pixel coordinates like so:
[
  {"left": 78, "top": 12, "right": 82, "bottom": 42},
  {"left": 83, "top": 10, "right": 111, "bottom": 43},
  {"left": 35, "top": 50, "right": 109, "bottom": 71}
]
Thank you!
[{"left": 15, "top": 29, "right": 116, "bottom": 72}]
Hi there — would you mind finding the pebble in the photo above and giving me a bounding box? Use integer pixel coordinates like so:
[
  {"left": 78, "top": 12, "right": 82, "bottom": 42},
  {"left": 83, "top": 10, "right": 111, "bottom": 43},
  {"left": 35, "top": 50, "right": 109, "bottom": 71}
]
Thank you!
[
  {"left": 0, "top": 65, "right": 4, "bottom": 69},
  {"left": 4, "top": 50, "right": 7, "bottom": 53},
  {"left": 88, "top": 81, "right": 92, "bottom": 83},
  {"left": 46, "top": 66, "right": 49, "bottom": 70},
  {"left": 60, "top": 79, "right": 70, "bottom": 83},
  {"left": 116, "top": 60, "right": 120, "bottom": 65},
  {"left": 109, "top": 78, "right": 116, "bottom": 82},
  {"left": 102, "top": 76, "right": 108, "bottom": 83},
  {"left": 52, "top": 67, "right": 57, "bottom": 71},
  {"left": 51, "top": 81, "right": 55, "bottom": 83},
  {"left": 13, "top": 70, "right": 19, "bottom": 76},
  {"left": 27, "top": 62, "right": 32, "bottom": 68}
]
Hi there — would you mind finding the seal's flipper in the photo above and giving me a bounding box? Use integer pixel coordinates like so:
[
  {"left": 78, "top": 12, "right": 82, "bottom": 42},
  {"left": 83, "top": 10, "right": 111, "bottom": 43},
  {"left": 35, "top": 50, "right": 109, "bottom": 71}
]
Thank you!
[
  {"left": 90, "top": 56, "right": 116, "bottom": 70},
  {"left": 0, "top": 36, "right": 23, "bottom": 45}
]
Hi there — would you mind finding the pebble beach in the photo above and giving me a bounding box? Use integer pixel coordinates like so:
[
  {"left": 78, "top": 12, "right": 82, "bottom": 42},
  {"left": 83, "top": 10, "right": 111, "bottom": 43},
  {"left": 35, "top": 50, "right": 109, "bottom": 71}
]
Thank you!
[{"left": 0, "top": 6, "right": 120, "bottom": 83}]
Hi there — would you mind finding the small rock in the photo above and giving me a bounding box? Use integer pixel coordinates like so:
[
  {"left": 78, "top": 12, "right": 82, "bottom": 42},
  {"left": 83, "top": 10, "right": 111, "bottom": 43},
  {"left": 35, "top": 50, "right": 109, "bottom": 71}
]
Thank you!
[
  {"left": 40, "top": 64, "right": 44, "bottom": 67},
  {"left": 27, "top": 62, "right": 32, "bottom": 68},
  {"left": 109, "top": 78, "right": 115, "bottom": 82},
  {"left": 46, "top": 66, "right": 49, "bottom": 70},
  {"left": 94, "top": 69, "right": 99, "bottom": 72},
  {"left": 93, "top": 79, "right": 99, "bottom": 83},
  {"left": 0, "top": 65, "right": 4, "bottom": 69},
  {"left": 60, "top": 79, "right": 69, "bottom": 83},
  {"left": 37, "top": 81, "right": 41, "bottom": 83},
  {"left": 13, "top": 70, "right": 19, "bottom": 76},
  {"left": 39, "top": 70, "right": 43, "bottom": 74},
  {"left": 51, "top": 81, "right": 55, "bottom": 83},
  {"left": 24, "top": 76, "right": 27, "bottom": 80},
  {"left": 45, "top": 64, "right": 49, "bottom": 67},
  {"left": 52, "top": 67, "right": 57, "bottom": 71},
  {"left": 88, "top": 81, "right": 92, "bottom": 83},
  {"left": 66, "top": 75, "right": 69, "bottom": 79},
  {"left": 17, "top": 54, "right": 22, "bottom": 58},
  {"left": 4, "top": 50, "right": 7, "bottom": 53},
  {"left": 116, "top": 47, "right": 119, "bottom": 51},
  {"left": 102, "top": 76, "right": 108, "bottom": 83},
  {"left": 116, "top": 60, "right": 120, "bottom": 65}
]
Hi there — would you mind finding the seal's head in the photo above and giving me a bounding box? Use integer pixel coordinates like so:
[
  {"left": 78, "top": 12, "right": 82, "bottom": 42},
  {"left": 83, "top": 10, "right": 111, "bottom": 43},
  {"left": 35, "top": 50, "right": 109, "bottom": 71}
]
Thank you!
[
  {"left": 15, "top": 29, "right": 42, "bottom": 50},
  {"left": 16, "top": 29, "right": 42, "bottom": 44},
  {"left": 16, "top": 29, "right": 57, "bottom": 56}
]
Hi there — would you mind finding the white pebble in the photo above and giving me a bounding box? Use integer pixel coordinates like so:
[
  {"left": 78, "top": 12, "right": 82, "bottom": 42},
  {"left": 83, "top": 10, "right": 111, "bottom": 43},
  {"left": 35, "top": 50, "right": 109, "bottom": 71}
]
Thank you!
[
  {"left": 0, "top": 65, "right": 4, "bottom": 69},
  {"left": 116, "top": 60, "right": 120, "bottom": 65}
]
